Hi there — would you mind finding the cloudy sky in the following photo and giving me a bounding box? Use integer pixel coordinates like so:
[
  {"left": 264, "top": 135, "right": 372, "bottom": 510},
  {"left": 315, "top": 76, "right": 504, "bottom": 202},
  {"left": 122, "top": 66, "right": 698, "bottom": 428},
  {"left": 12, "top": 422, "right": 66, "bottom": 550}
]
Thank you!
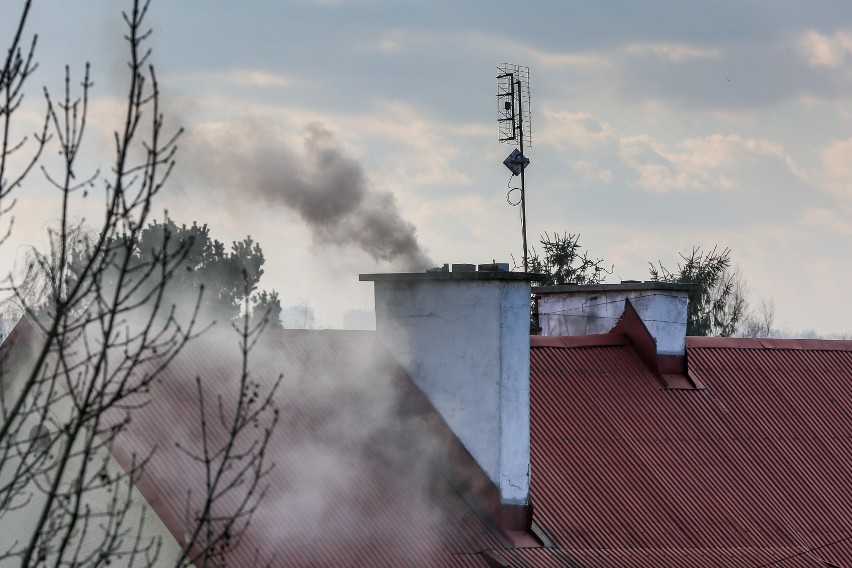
[{"left": 7, "top": 0, "right": 852, "bottom": 334}]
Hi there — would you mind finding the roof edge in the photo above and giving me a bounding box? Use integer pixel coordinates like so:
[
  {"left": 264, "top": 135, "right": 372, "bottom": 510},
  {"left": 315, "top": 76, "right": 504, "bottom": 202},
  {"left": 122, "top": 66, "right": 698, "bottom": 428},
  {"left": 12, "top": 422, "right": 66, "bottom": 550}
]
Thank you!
[
  {"left": 687, "top": 336, "right": 852, "bottom": 351},
  {"left": 533, "top": 282, "right": 699, "bottom": 294},
  {"left": 361, "top": 271, "right": 545, "bottom": 282},
  {"left": 531, "top": 334, "right": 630, "bottom": 349}
]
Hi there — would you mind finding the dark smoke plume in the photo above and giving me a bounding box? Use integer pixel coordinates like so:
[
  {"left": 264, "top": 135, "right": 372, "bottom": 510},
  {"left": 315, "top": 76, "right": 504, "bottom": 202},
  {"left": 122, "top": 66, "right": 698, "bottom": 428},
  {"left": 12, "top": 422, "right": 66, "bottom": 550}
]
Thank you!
[{"left": 182, "top": 121, "right": 431, "bottom": 271}]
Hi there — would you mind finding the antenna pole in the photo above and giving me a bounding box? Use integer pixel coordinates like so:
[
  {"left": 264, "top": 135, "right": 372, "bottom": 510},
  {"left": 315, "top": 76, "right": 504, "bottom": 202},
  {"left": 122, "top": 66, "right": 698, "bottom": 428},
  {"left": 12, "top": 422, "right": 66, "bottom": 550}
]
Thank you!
[
  {"left": 517, "top": 79, "right": 528, "bottom": 273},
  {"left": 497, "top": 63, "right": 531, "bottom": 272}
]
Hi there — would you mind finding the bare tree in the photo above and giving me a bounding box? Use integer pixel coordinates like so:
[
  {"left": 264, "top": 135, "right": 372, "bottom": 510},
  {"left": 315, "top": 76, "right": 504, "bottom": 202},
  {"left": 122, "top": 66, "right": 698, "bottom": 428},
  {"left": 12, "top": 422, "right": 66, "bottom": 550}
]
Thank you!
[
  {"left": 739, "top": 297, "right": 777, "bottom": 338},
  {"left": 0, "top": 0, "right": 48, "bottom": 249},
  {"left": 175, "top": 281, "right": 281, "bottom": 568},
  {"left": 0, "top": 2, "right": 277, "bottom": 566}
]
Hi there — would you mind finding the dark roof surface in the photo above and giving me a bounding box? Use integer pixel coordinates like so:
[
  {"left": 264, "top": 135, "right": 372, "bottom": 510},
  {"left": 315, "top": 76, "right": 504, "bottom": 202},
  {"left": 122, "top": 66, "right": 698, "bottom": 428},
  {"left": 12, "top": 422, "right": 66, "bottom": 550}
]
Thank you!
[
  {"left": 108, "top": 329, "right": 508, "bottom": 567},
  {"left": 529, "top": 333, "right": 852, "bottom": 567}
]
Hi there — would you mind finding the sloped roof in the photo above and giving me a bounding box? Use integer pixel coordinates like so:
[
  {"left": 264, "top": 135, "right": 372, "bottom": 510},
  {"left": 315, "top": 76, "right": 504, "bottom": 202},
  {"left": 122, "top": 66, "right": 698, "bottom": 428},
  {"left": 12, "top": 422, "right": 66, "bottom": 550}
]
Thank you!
[
  {"left": 106, "top": 329, "right": 511, "bottom": 567},
  {"left": 529, "top": 333, "right": 852, "bottom": 567},
  {"left": 13, "top": 312, "right": 852, "bottom": 567}
]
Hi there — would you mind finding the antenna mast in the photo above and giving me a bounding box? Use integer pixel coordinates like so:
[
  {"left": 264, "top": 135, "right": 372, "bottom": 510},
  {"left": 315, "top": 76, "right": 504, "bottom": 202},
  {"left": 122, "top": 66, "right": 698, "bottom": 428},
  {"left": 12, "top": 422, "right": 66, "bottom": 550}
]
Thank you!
[{"left": 497, "top": 63, "right": 532, "bottom": 272}]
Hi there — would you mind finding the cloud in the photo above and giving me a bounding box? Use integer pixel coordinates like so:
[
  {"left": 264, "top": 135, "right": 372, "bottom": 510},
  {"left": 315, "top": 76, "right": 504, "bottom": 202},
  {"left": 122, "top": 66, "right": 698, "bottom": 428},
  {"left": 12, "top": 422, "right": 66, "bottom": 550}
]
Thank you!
[
  {"left": 173, "top": 69, "right": 301, "bottom": 89},
  {"left": 571, "top": 159, "right": 614, "bottom": 183},
  {"left": 539, "top": 110, "right": 618, "bottom": 150},
  {"left": 473, "top": 35, "right": 722, "bottom": 72},
  {"left": 799, "top": 29, "right": 852, "bottom": 68},
  {"left": 819, "top": 137, "right": 852, "bottom": 198},
  {"left": 349, "top": 100, "right": 473, "bottom": 190},
  {"left": 801, "top": 207, "right": 852, "bottom": 235},
  {"left": 309, "top": 0, "right": 372, "bottom": 5},
  {"left": 217, "top": 70, "right": 295, "bottom": 88},
  {"left": 366, "top": 29, "right": 437, "bottom": 54},
  {"left": 623, "top": 42, "right": 724, "bottom": 63},
  {"left": 619, "top": 133, "right": 804, "bottom": 193},
  {"left": 538, "top": 107, "right": 805, "bottom": 194},
  {"left": 465, "top": 33, "right": 613, "bottom": 71},
  {"left": 462, "top": 30, "right": 825, "bottom": 112}
]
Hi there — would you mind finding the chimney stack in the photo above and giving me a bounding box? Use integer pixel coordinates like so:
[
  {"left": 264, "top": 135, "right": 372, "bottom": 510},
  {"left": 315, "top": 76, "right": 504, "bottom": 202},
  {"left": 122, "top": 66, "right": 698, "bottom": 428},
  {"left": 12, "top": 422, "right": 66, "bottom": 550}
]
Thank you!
[
  {"left": 534, "top": 282, "right": 701, "bottom": 389},
  {"left": 534, "top": 282, "right": 697, "bottom": 356},
  {"left": 361, "top": 264, "right": 538, "bottom": 527}
]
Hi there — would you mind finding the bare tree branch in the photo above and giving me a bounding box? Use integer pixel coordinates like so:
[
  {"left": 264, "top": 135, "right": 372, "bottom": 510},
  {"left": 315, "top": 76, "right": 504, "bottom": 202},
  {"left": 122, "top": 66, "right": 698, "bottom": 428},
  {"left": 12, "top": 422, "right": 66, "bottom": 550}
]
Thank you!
[{"left": 0, "top": 2, "right": 278, "bottom": 566}]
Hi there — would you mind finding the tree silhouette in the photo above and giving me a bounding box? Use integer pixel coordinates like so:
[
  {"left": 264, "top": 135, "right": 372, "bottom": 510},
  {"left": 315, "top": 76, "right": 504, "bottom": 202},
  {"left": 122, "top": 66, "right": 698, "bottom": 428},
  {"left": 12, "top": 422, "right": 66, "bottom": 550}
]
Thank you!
[{"left": 649, "top": 246, "right": 746, "bottom": 337}]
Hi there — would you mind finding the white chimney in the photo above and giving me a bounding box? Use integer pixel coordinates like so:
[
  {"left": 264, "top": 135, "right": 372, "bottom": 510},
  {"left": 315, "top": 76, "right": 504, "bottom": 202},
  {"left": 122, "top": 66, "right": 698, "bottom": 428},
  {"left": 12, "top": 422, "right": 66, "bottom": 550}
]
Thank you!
[
  {"left": 534, "top": 282, "right": 696, "bottom": 356},
  {"left": 361, "top": 266, "right": 537, "bottom": 524},
  {"left": 534, "top": 282, "right": 701, "bottom": 390}
]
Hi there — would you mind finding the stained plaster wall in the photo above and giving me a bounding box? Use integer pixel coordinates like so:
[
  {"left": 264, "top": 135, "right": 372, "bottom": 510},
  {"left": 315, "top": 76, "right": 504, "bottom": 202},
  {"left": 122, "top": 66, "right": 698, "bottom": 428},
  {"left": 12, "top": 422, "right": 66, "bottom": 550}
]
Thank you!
[
  {"left": 536, "top": 283, "right": 694, "bottom": 356},
  {"left": 371, "top": 276, "right": 531, "bottom": 506}
]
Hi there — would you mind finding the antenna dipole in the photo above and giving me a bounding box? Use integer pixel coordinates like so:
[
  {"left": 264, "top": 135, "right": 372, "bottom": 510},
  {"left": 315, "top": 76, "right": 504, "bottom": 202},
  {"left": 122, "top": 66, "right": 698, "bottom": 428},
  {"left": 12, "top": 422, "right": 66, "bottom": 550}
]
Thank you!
[{"left": 497, "top": 63, "right": 532, "bottom": 272}]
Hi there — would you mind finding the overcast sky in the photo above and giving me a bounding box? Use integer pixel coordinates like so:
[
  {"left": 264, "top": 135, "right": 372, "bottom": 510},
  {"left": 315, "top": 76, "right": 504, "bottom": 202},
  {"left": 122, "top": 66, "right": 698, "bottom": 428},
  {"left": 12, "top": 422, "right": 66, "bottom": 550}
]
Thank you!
[{"left": 8, "top": 1, "right": 852, "bottom": 334}]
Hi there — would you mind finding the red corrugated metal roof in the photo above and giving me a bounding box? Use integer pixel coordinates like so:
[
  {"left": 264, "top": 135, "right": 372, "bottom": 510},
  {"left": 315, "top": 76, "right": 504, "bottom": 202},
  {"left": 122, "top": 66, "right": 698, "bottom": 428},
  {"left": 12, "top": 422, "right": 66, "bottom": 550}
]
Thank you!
[
  {"left": 16, "top": 310, "right": 852, "bottom": 567},
  {"left": 530, "top": 333, "right": 852, "bottom": 567},
  {"left": 565, "top": 546, "right": 847, "bottom": 567}
]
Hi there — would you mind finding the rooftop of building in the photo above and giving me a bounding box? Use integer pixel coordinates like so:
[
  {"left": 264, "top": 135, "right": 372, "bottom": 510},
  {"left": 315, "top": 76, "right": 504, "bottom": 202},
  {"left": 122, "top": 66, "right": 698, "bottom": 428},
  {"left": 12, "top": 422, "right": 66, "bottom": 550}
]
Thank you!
[
  {"left": 7, "top": 309, "right": 852, "bottom": 566},
  {"left": 529, "top": 331, "right": 852, "bottom": 567}
]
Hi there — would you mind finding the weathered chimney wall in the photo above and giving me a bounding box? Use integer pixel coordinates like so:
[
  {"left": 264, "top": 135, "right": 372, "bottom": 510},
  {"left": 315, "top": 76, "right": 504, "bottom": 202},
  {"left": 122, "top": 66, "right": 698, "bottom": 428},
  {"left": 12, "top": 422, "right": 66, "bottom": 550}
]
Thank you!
[
  {"left": 361, "top": 268, "right": 538, "bottom": 509},
  {"left": 534, "top": 282, "right": 697, "bottom": 356}
]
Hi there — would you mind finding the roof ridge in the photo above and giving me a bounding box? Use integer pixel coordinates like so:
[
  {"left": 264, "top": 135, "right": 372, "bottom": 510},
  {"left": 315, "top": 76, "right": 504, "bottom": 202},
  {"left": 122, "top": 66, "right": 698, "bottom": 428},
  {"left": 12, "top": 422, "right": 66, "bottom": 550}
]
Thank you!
[
  {"left": 530, "top": 334, "right": 630, "bottom": 349},
  {"left": 687, "top": 336, "right": 852, "bottom": 351}
]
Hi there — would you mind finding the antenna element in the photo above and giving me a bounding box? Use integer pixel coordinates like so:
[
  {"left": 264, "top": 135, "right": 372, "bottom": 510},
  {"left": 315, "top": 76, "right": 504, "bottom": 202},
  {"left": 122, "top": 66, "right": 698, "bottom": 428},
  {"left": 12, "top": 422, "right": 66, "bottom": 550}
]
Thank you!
[{"left": 497, "top": 63, "right": 532, "bottom": 272}]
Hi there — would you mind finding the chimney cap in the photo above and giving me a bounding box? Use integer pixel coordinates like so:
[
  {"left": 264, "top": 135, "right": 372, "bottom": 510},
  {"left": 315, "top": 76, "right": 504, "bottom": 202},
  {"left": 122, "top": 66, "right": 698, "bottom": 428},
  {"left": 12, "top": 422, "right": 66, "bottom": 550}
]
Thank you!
[
  {"left": 478, "top": 262, "right": 510, "bottom": 272},
  {"left": 361, "top": 271, "right": 545, "bottom": 283},
  {"left": 532, "top": 282, "right": 700, "bottom": 294}
]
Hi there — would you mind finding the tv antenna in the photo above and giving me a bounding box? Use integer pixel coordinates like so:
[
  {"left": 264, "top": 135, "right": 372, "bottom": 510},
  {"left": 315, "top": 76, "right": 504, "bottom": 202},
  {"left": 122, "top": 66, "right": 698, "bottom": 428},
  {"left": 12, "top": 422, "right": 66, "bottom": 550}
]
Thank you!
[{"left": 497, "top": 63, "right": 532, "bottom": 272}]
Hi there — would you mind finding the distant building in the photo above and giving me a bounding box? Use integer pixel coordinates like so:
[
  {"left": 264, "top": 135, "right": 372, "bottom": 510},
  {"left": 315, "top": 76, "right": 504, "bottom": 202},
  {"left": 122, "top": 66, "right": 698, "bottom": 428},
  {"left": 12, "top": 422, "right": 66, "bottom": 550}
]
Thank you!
[{"left": 342, "top": 308, "right": 376, "bottom": 330}]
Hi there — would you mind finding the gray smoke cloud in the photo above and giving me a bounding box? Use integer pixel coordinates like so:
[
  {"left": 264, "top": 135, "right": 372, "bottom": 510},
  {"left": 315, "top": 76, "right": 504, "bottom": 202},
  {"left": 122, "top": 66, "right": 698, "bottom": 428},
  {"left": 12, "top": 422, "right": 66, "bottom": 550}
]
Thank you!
[{"left": 181, "top": 121, "right": 431, "bottom": 271}]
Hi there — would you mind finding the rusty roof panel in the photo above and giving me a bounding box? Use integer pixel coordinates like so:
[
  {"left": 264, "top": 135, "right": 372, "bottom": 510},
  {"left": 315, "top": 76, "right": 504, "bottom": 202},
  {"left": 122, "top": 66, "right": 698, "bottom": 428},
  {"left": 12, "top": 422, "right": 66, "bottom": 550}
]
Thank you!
[{"left": 529, "top": 335, "right": 852, "bottom": 566}]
